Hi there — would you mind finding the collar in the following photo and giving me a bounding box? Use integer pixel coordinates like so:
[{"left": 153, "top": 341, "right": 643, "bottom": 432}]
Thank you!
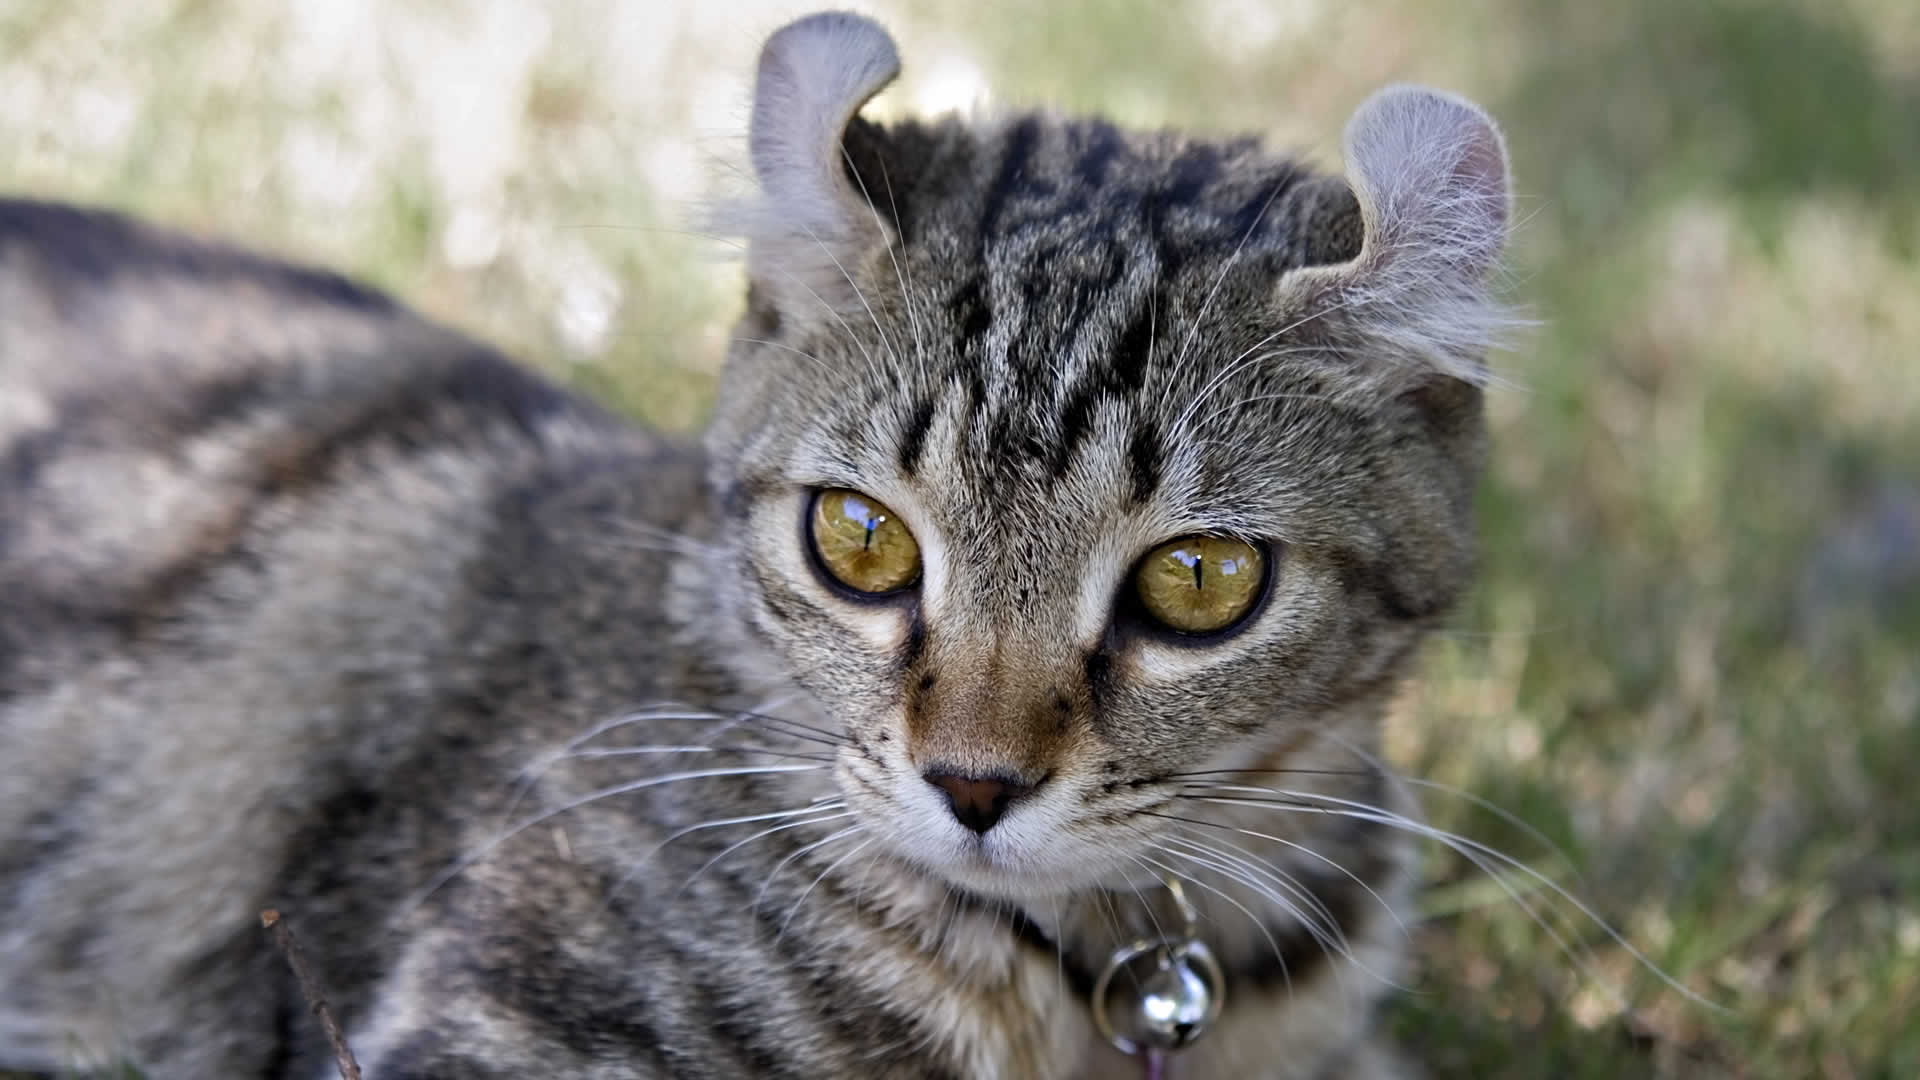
[{"left": 998, "top": 877, "right": 1230, "bottom": 1060}]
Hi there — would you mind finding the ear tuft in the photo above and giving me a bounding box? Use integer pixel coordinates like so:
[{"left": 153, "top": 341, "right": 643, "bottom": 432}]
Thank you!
[
  {"left": 1294, "top": 85, "right": 1516, "bottom": 384},
  {"left": 1342, "top": 85, "right": 1510, "bottom": 282},
  {"left": 724, "top": 12, "right": 901, "bottom": 328},
  {"left": 750, "top": 12, "right": 900, "bottom": 213}
]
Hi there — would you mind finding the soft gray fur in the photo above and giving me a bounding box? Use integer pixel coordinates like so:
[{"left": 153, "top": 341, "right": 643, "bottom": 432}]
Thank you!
[{"left": 0, "top": 12, "right": 1511, "bottom": 1079}]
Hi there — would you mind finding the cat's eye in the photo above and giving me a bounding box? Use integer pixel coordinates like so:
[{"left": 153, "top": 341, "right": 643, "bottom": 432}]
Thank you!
[
  {"left": 1134, "top": 536, "right": 1267, "bottom": 635},
  {"left": 808, "top": 488, "right": 921, "bottom": 596}
]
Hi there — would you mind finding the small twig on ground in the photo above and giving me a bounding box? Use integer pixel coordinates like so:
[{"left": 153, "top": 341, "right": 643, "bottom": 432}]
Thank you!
[{"left": 261, "top": 908, "right": 363, "bottom": 1080}]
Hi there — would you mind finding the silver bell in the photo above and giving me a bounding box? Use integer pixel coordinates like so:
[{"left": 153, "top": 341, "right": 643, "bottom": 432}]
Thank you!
[{"left": 1092, "top": 938, "right": 1226, "bottom": 1055}]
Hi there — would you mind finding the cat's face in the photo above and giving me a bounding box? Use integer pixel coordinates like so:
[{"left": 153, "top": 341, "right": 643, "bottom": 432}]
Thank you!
[{"left": 703, "top": 15, "right": 1509, "bottom": 900}]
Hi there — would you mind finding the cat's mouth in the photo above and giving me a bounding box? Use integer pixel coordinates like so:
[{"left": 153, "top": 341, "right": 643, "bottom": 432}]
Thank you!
[{"left": 856, "top": 768, "right": 1159, "bottom": 901}]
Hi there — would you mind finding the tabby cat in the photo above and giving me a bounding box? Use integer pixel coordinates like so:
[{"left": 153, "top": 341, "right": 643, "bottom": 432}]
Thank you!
[{"left": 0, "top": 11, "right": 1511, "bottom": 1078}]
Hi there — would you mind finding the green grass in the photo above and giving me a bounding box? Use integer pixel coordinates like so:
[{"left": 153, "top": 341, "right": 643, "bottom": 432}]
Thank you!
[{"left": 4, "top": 1, "right": 1917, "bottom": 1076}]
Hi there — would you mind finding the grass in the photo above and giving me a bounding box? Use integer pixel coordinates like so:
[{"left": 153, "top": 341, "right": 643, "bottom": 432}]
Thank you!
[{"left": 3, "top": 0, "right": 1917, "bottom": 1076}]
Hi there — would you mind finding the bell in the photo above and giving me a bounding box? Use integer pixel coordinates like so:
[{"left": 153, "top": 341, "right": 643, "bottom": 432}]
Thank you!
[
  {"left": 1092, "top": 939, "right": 1226, "bottom": 1055},
  {"left": 1134, "top": 944, "right": 1217, "bottom": 1049}
]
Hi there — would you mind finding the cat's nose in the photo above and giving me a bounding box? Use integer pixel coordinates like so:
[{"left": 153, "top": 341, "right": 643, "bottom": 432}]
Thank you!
[{"left": 923, "top": 770, "right": 1036, "bottom": 835}]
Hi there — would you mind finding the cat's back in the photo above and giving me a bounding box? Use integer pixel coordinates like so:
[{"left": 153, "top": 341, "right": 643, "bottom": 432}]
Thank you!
[
  {"left": 0, "top": 198, "right": 700, "bottom": 1075},
  {"left": 0, "top": 196, "right": 680, "bottom": 676},
  {"left": 2, "top": 196, "right": 590, "bottom": 606}
]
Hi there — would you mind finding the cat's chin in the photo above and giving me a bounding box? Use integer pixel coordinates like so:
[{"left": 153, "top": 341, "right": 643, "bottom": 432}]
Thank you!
[
  {"left": 848, "top": 771, "right": 1158, "bottom": 902},
  {"left": 877, "top": 831, "right": 1144, "bottom": 906},
  {"left": 921, "top": 860, "right": 1072, "bottom": 903}
]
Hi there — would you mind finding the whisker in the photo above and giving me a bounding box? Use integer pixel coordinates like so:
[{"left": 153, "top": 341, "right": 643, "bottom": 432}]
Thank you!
[
  {"left": 576, "top": 534, "right": 705, "bottom": 558},
  {"left": 1155, "top": 838, "right": 1339, "bottom": 955},
  {"left": 670, "top": 706, "right": 847, "bottom": 751},
  {"left": 778, "top": 835, "right": 876, "bottom": 940},
  {"left": 1164, "top": 175, "right": 1298, "bottom": 396},
  {"left": 1094, "top": 886, "right": 1125, "bottom": 958},
  {"left": 562, "top": 745, "right": 834, "bottom": 765},
  {"left": 1120, "top": 853, "right": 1172, "bottom": 946},
  {"left": 1175, "top": 785, "right": 1719, "bottom": 1010},
  {"left": 726, "top": 335, "right": 835, "bottom": 376},
  {"left": 1171, "top": 339, "right": 1343, "bottom": 444},
  {"left": 549, "top": 706, "right": 750, "bottom": 760},
  {"left": 792, "top": 216, "right": 902, "bottom": 387},
  {"left": 1189, "top": 389, "right": 1346, "bottom": 437},
  {"left": 534, "top": 700, "right": 807, "bottom": 767},
  {"left": 751, "top": 823, "right": 867, "bottom": 918},
  {"left": 1142, "top": 810, "right": 1410, "bottom": 940},
  {"left": 1156, "top": 832, "right": 1350, "bottom": 958},
  {"left": 842, "top": 143, "right": 927, "bottom": 387},
  {"left": 1282, "top": 726, "right": 1584, "bottom": 889},
  {"left": 1165, "top": 767, "right": 1374, "bottom": 780},
  {"left": 503, "top": 700, "right": 822, "bottom": 822},
  {"left": 615, "top": 803, "right": 854, "bottom": 904},
  {"left": 1149, "top": 841, "right": 1352, "bottom": 1000},
  {"left": 705, "top": 224, "right": 889, "bottom": 379},
  {"left": 668, "top": 806, "right": 854, "bottom": 901},
  {"left": 1182, "top": 786, "right": 1584, "bottom": 997},
  {"left": 502, "top": 705, "right": 745, "bottom": 823},
  {"left": 728, "top": 712, "right": 848, "bottom": 749},
  {"left": 1154, "top": 832, "right": 1412, "bottom": 996},
  {"left": 410, "top": 764, "right": 826, "bottom": 909},
  {"left": 591, "top": 520, "right": 710, "bottom": 552},
  {"left": 1135, "top": 853, "right": 1294, "bottom": 1000},
  {"left": 1047, "top": 893, "right": 1067, "bottom": 1006}
]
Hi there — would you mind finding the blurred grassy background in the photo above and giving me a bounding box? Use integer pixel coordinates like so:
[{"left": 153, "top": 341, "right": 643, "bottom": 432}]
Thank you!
[{"left": 3, "top": 0, "right": 1916, "bottom": 1076}]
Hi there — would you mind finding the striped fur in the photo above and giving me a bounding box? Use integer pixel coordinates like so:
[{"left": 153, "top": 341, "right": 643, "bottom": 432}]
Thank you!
[{"left": 0, "top": 12, "right": 1509, "bottom": 1079}]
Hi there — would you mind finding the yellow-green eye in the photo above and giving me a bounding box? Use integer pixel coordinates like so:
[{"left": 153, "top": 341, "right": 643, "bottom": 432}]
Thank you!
[
  {"left": 809, "top": 489, "right": 921, "bottom": 595},
  {"left": 1134, "top": 536, "right": 1267, "bottom": 635}
]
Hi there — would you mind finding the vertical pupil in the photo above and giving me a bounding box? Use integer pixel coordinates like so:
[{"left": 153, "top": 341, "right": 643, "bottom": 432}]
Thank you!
[
  {"left": 837, "top": 494, "right": 881, "bottom": 552},
  {"left": 1171, "top": 547, "right": 1203, "bottom": 592}
]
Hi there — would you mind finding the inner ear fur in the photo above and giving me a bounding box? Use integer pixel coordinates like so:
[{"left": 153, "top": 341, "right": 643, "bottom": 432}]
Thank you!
[
  {"left": 1282, "top": 85, "right": 1515, "bottom": 387},
  {"left": 733, "top": 12, "right": 902, "bottom": 329}
]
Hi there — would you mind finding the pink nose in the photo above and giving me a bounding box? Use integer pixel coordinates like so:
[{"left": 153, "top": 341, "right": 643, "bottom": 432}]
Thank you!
[{"left": 924, "top": 771, "right": 1036, "bottom": 834}]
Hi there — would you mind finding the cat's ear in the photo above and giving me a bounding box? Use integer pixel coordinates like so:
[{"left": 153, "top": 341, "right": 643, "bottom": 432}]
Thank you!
[
  {"left": 1282, "top": 85, "right": 1513, "bottom": 384},
  {"left": 735, "top": 12, "right": 900, "bottom": 329}
]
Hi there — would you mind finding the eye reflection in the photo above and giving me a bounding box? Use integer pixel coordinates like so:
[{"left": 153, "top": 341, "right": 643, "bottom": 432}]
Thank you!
[
  {"left": 1134, "top": 536, "right": 1267, "bottom": 635},
  {"left": 808, "top": 488, "right": 921, "bottom": 595},
  {"left": 837, "top": 495, "right": 883, "bottom": 548}
]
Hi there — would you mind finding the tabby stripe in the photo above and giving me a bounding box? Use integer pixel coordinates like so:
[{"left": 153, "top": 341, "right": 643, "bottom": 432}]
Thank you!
[
  {"left": 263, "top": 349, "right": 581, "bottom": 497},
  {"left": 1225, "top": 163, "right": 1311, "bottom": 250},
  {"left": 1126, "top": 420, "right": 1164, "bottom": 505},
  {"left": 374, "top": 1032, "right": 519, "bottom": 1079},
  {"left": 977, "top": 116, "right": 1042, "bottom": 246},
  {"left": 0, "top": 197, "right": 394, "bottom": 314},
  {"left": 1044, "top": 284, "right": 1161, "bottom": 487},
  {"left": 1071, "top": 120, "right": 1125, "bottom": 187},
  {"left": 898, "top": 614, "right": 928, "bottom": 672},
  {"left": 896, "top": 394, "right": 939, "bottom": 478},
  {"left": 717, "top": 858, "right": 943, "bottom": 1073}
]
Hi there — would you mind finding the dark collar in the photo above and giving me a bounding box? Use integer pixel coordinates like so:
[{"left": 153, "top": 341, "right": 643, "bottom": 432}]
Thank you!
[
  {"left": 987, "top": 888, "right": 1353, "bottom": 1005},
  {"left": 1005, "top": 905, "right": 1102, "bottom": 1000}
]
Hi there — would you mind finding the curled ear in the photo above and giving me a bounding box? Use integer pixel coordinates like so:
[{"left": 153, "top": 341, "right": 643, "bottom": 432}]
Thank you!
[
  {"left": 1284, "top": 85, "right": 1514, "bottom": 384},
  {"left": 734, "top": 12, "right": 900, "bottom": 327}
]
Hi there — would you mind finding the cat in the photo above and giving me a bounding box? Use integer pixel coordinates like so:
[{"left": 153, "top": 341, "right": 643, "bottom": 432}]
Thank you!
[{"left": 0, "top": 10, "right": 1511, "bottom": 1079}]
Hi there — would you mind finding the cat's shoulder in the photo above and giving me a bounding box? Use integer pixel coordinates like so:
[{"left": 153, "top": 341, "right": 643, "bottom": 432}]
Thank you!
[
  {"left": 0, "top": 196, "right": 589, "bottom": 448},
  {"left": 0, "top": 197, "right": 664, "bottom": 645}
]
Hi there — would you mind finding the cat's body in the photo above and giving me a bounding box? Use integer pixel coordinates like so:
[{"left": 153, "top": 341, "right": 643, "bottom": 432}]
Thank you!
[{"left": 0, "top": 13, "right": 1511, "bottom": 1079}]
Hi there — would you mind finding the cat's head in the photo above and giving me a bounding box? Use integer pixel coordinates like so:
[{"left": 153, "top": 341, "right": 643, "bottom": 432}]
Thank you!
[{"left": 703, "top": 12, "right": 1511, "bottom": 900}]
